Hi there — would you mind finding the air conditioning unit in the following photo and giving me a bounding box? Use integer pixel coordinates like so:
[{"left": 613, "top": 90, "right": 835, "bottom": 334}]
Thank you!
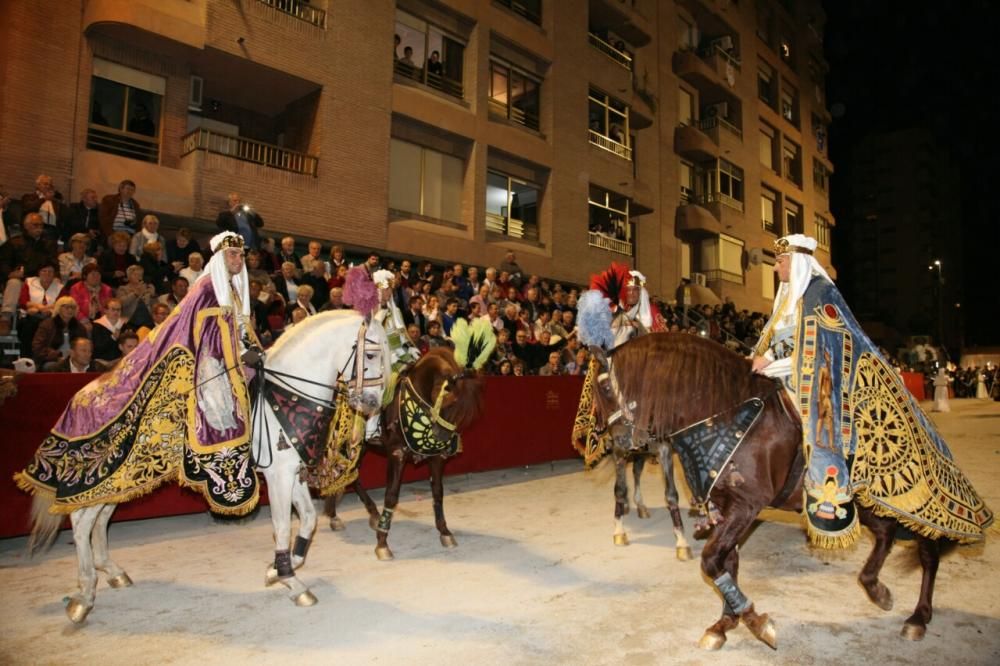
[
  {"left": 747, "top": 248, "right": 764, "bottom": 265},
  {"left": 705, "top": 101, "right": 729, "bottom": 118},
  {"left": 189, "top": 75, "right": 204, "bottom": 112},
  {"left": 691, "top": 272, "right": 707, "bottom": 287}
]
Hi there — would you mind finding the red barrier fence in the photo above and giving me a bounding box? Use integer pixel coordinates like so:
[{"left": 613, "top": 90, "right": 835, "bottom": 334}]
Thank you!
[{"left": 0, "top": 374, "right": 584, "bottom": 538}]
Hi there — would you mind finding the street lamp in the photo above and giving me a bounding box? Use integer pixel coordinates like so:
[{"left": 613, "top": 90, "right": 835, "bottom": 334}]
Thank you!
[{"left": 928, "top": 259, "right": 944, "bottom": 354}]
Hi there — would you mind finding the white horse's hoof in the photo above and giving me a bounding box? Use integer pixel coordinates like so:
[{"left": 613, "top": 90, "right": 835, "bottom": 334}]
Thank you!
[
  {"left": 293, "top": 590, "right": 318, "bottom": 607},
  {"left": 698, "top": 630, "right": 726, "bottom": 650},
  {"left": 265, "top": 567, "right": 279, "bottom": 587},
  {"left": 107, "top": 572, "right": 133, "bottom": 589},
  {"left": 440, "top": 534, "right": 458, "bottom": 548},
  {"left": 676, "top": 546, "right": 693, "bottom": 561},
  {"left": 375, "top": 546, "right": 394, "bottom": 561},
  {"left": 636, "top": 506, "right": 652, "bottom": 519},
  {"left": 329, "top": 516, "right": 345, "bottom": 531},
  {"left": 613, "top": 533, "right": 629, "bottom": 546},
  {"left": 65, "top": 597, "right": 92, "bottom": 624}
]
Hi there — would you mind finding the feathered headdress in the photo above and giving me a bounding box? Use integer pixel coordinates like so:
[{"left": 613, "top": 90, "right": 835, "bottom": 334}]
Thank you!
[
  {"left": 577, "top": 290, "right": 615, "bottom": 349},
  {"left": 589, "top": 262, "right": 633, "bottom": 309},
  {"left": 343, "top": 266, "right": 378, "bottom": 316},
  {"left": 451, "top": 318, "right": 497, "bottom": 370}
]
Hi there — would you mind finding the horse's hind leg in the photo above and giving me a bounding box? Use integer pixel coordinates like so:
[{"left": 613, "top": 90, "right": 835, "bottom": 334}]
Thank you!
[
  {"left": 91, "top": 503, "right": 131, "bottom": 589},
  {"left": 66, "top": 505, "right": 103, "bottom": 623},
  {"left": 324, "top": 488, "right": 346, "bottom": 531},
  {"left": 856, "top": 505, "right": 896, "bottom": 611},
  {"left": 613, "top": 450, "right": 630, "bottom": 546},
  {"left": 657, "top": 442, "right": 692, "bottom": 561},
  {"left": 902, "top": 535, "right": 942, "bottom": 640},
  {"left": 428, "top": 456, "right": 456, "bottom": 548},
  {"left": 632, "top": 456, "right": 651, "bottom": 519},
  {"left": 374, "top": 448, "right": 405, "bottom": 560}
]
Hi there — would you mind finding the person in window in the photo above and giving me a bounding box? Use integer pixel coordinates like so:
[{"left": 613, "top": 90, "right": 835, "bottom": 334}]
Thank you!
[
  {"left": 610, "top": 123, "right": 626, "bottom": 145},
  {"left": 99, "top": 179, "right": 142, "bottom": 237},
  {"left": 427, "top": 50, "right": 443, "bottom": 76},
  {"left": 127, "top": 102, "right": 156, "bottom": 137},
  {"left": 400, "top": 46, "right": 415, "bottom": 67}
]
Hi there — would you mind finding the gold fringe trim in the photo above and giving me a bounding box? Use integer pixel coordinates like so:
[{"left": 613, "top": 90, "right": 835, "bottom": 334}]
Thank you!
[
  {"left": 806, "top": 515, "right": 861, "bottom": 550},
  {"left": 854, "top": 490, "right": 988, "bottom": 545}
]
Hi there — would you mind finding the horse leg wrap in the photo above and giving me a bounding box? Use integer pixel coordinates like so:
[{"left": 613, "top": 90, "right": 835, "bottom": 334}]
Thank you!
[
  {"left": 275, "top": 550, "right": 293, "bottom": 579},
  {"left": 433, "top": 502, "right": 445, "bottom": 524},
  {"left": 376, "top": 507, "right": 394, "bottom": 534},
  {"left": 669, "top": 506, "right": 684, "bottom": 528},
  {"left": 293, "top": 535, "right": 311, "bottom": 559},
  {"left": 713, "top": 572, "right": 751, "bottom": 615}
]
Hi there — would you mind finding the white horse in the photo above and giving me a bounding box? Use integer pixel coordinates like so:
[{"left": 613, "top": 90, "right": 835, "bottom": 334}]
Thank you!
[{"left": 27, "top": 309, "right": 388, "bottom": 622}]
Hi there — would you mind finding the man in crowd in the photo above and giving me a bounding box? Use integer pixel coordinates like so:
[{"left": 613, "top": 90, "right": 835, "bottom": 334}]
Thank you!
[
  {"left": 216, "top": 192, "right": 264, "bottom": 250},
  {"left": 50, "top": 336, "right": 98, "bottom": 373}
]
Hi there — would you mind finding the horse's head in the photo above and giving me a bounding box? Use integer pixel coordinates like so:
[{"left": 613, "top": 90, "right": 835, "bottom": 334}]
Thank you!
[
  {"left": 345, "top": 316, "right": 391, "bottom": 417},
  {"left": 411, "top": 348, "right": 485, "bottom": 432},
  {"left": 587, "top": 345, "right": 637, "bottom": 448}
]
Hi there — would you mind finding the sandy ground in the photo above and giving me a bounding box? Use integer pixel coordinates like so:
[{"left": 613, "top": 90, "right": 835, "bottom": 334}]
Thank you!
[{"left": 1, "top": 398, "right": 998, "bottom": 666}]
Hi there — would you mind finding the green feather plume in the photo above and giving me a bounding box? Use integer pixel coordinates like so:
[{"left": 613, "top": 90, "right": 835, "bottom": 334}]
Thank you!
[{"left": 452, "top": 318, "right": 497, "bottom": 370}]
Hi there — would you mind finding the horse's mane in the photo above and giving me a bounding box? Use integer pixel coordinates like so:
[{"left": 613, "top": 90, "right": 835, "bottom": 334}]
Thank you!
[
  {"left": 408, "top": 347, "right": 484, "bottom": 431},
  {"left": 608, "top": 333, "right": 776, "bottom": 435}
]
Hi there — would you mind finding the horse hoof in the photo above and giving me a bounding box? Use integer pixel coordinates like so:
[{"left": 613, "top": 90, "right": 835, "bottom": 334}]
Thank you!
[
  {"left": 676, "top": 546, "right": 693, "bottom": 561},
  {"left": 293, "top": 590, "right": 318, "bottom": 607},
  {"left": 107, "top": 572, "right": 133, "bottom": 589},
  {"left": 613, "top": 533, "right": 629, "bottom": 546},
  {"left": 636, "top": 506, "right": 651, "bottom": 519},
  {"left": 375, "top": 546, "right": 394, "bottom": 561},
  {"left": 901, "top": 623, "right": 925, "bottom": 641},
  {"left": 748, "top": 615, "right": 777, "bottom": 650},
  {"left": 698, "top": 630, "right": 726, "bottom": 651},
  {"left": 440, "top": 534, "right": 458, "bottom": 548},
  {"left": 65, "top": 598, "right": 92, "bottom": 624},
  {"left": 265, "top": 567, "right": 279, "bottom": 587},
  {"left": 329, "top": 516, "right": 345, "bottom": 531}
]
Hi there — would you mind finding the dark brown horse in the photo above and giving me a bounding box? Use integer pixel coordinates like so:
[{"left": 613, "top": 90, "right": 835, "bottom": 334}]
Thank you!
[
  {"left": 324, "top": 347, "right": 484, "bottom": 560},
  {"left": 589, "top": 333, "right": 953, "bottom": 650}
]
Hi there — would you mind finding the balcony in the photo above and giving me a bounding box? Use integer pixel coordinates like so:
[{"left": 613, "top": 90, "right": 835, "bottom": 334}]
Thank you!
[
  {"left": 393, "top": 60, "right": 464, "bottom": 100},
  {"left": 672, "top": 45, "right": 740, "bottom": 94},
  {"left": 589, "top": 0, "right": 652, "bottom": 47},
  {"left": 703, "top": 268, "right": 743, "bottom": 285},
  {"left": 706, "top": 191, "right": 744, "bottom": 213},
  {"left": 588, "top": 231, "right": 633, "bottom": 256},
  {"left": 495, "top": 0, "right": 542, "bottom": 25},
  {"left": 674, "top": 124, "right": 718, "bottom": 161},
  {"left": 589, "top": 130, "right": 632, "bottom": 161},
  {"left": 83, "top": 0, "right": 208, "bottom": 50},
  {"left": 488, "top": 99, "right": 540, "bottom": 132},
  {"left": 181, "top": 128, "right": 318, "bottom": 176},
  {"left": 86, "top": 125, "right": 160, "bottom": 164},
  {"left": 486, "top": 211, "right": 538, "bottom": 242},
  {"left": 698, "top": 115, "right": 743, "bottom": 141},
  {"left": 255, "top": 0, "right": 326, "bottom": 28},
  {"left": 676, "top": 193, "right": 722, "bottom": 239},
  {"left": 588, "top": 32, "right": 633, "bottom": 71}
]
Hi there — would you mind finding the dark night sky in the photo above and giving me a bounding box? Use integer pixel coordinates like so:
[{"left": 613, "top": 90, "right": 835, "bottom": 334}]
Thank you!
[{"left": 821, "top": 0, "right": 1000, "bottom": 347}]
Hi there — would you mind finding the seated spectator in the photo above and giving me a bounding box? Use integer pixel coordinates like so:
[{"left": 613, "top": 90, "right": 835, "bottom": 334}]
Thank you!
[
  {"left": 512, "top": 360, "right": 526, "bottom": 376},
  {"left": 116, "top": 264, "right": 156, "bottom": 327},
  {"left": 59, "top": 232, "right": 97, "bottom": 285},
  {"left": 68, "top": 264, "right": 113, "bottom": 327},
  {"left": 245, "top": 249, "right": 273, "bottom": 289},
  {"left": 511, "top": 328, "right": 565, "bottom": 374},
  {"left": 327, "top": 262, "right": 348, "bottom": 289},
  {"left": 136, "top": 302, "right": 171, "bottom": 342},
  {"left": 97, "top": 329, "right": 139, "bottom": 371},
  {"left": 257, "top": 237, "right": 280, "bottom": 273},
  {"left": 538, "top": 351, "right": 563, "bottom": 376},
  {"left": 441, "top": 297, "right": 460, "bottom": 336},
  {"left": 179, "top": 251, "right": 205, "bottom": 285},
  {"left": 216, "top": 192, "right": 264, "bottom": 249},
  {"left": 158, "top": 276, "right": 189, "bottom": 309},
  {"left": 292, "top": 284, "right": 317, "bottom": 318},
  {"left": 246, "top": 279, "right": 272, "bottom": 346},
  {"left": 1, "top": 213, "right": 59, "bottom": 318},
  {"left": 33, "top": 296, "right": 88, "bottom": 369},
  {"left": 99, "top": 179, "right": 141, "bottom": 237},
  {"left": 273, "top": 261, "right": 300, "bottom": 304},
  {"left": 320, "top": 286, "right": 346, "bottom": 312},
  {"left": 21, "top": 174, "right": 67, "bottom": 242},
  {"left": 18, "top": 263, "right": 63, "bottom": 317},
  {"left": 129, "top": 214, "right": 166, "bottom": 261},
  {"left": 284, "top": 306, "right": 308, "bottom": 330},
  {"left": 139, "top": 240, "right": 172, "bottom": 295},
  {"left": 497, "top": 359, "right": 513, "bottom": 376},
  {"left": 564, "top": 348, "right": 589, "bottom": 376},
  {"left": 483, "top": 302, "right": 504, "bottom": 333},
  {"left": 91, "top": 298, "right": 130, "bottom": 362},
  {"left": 302, "top": 260, "right": 330, "bottom": 310},
  {"left": 300, "top": 240, "right": 326, "bottom": 276},
  {"left": 533, "top": 306, "right": 554, "bottom": 340},
  {"left": 50, "top": 336, "right": 99, "bottom": 373},
  {"left": 277, "top": 236, "right": 301, "bottom": 272},
  {"left": 166, "top": 227, "right": 202, "bottom": 271},
  {"left": 329, "top": 244, "right": 347, "bottom": 273},
  {"left": 98, "top": 231, "right": 137, "bottom": 287},
  {"left": 403, "top": 295, "right": 427, "bottom": 335},
  {"left": 64, "top": 188, "right": 103, "bottom": 250},
  {"left": 418, "top": 319, "right": 450, "bottom": 354},
  {"left": 406, "top": 323, "right": 422, "bottom": 349},
  {"left": 424, "top": 294, "right": 441, "bottom": 322}
]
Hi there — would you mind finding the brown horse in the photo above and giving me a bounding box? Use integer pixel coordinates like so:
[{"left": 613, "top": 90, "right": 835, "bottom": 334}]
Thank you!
[
  {"left": 589, "top": 333, "right": 956, "bottom": 650},
  {"left": 324, "top": 347, "right": 485, "bottom": 560}
]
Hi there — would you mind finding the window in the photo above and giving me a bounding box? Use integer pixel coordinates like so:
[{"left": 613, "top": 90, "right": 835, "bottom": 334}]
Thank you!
[
  {"left": 808, "top": 56, "right": 825, "bottom": 107},
  {"left": 756, "top": 5, "right": 773, "bottom": 48},
  {"left": 759, "top": 122, "right": 776, "bottom": 170},
  {"left": 783, "top": 138, "right": 802, "bottom": 186},
  {"left": 486, "top": 170, "right": 539, "bottom": 240},
  {"left": 761, "top": 261, "right": 776, "bottom": 300},
  {"left": 489, "top": 61, "right": 540, "bottom": 131},
  {"left": 679, "top": 15, "right": 697, "bottom": 51},
  {"left": 588, "top": 186, "right": 633, "bottom": 256},
  {"left": 389, "top": 139, "right": 464, "bottom": 224},
  {"left": 393, "top": 10, "right": 465, "bottom": 100},
  {"left": 784, "top": 199, "right": 802, "bottom": 235},
  {"left": 812, "top": 113, "right": 827, "bottom": 154},
  {"left": 87, "top": 59, "right": 164, "bottom": 163},
  {"left": 779, "top": 26, "right": 795, "bottom": 66},
  {"left": 679, "top": 160, "right": 696, "bottom": 202},
  {"left": 814, "top": 214, "right": 831, "bottom": 249},
  {"left": 700, "top": 233, "right": 744, "bottom": 284},
  {"left": 708, "top": 159, "right": 744, "bottom": 211},
  {"left": 780, "top": 79, "right": 798, "bottom": 125},
  {"left": 757, "top": 61, "right": 776, "bottom": 109},
  {"left": 495, "top": 0, "right": 541, "bottom": 25},
  {"left": 678, "top": 87, "right": 694, "bottom": 127},
  {"left": 813, "top": 158, "right": 830, "bottom": 195},
  {"left": 588, "top": 88, "right": 630, "bottom": 159},
  {"left": 761, "top": 186, "right": 779, "bottom": 233}
]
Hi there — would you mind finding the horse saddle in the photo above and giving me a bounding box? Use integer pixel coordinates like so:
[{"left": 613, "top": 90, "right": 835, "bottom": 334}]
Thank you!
[
  {"left": 263, "top": 380, "right": 337, "bottom": 467},
  {"left": 397, "top": 378, "right": 460, "bottom": 458},
  {"left": 670, "top": 397, "right": 766, "bottom": 507}
]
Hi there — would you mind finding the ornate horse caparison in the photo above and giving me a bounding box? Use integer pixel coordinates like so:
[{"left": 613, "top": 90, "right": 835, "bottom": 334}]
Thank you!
[
  {"left": 589, "top": 333, "right": 965, "bottom": 650},
  {"left": 25, "top": 310, "right": 388, "bottom": 622},
  {"left": 325, "top": 347, "right": 484, "bottom": 560}
]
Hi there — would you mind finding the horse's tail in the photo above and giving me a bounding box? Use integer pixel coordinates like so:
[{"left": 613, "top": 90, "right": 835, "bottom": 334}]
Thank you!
[{"left": 27, "top": 493, "right": 63, "bottom": 556}]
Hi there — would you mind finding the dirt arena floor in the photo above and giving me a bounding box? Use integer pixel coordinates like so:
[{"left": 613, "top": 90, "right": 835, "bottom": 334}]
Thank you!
[{"left": 1, "top": 398, "right": 998, "bottom": 665}]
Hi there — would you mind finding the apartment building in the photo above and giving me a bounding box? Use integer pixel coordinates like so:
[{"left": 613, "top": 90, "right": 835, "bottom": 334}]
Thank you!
[{"left": 0, "top": 0, "right": 833, "bottom": 312}]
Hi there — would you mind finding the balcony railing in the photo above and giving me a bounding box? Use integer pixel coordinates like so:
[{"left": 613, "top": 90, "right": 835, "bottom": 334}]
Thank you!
[
  {"left": 86, "top": 125, "right": 159, "bottom": 163},
  {"left": 181, "top": 128, "right": 318, "bottom": 176},
  {"left": 393, "top": 60, "right": 464, "bottom": 100},
  {"left": 704, "top": 42, "right": 742, "bottom": 71},
  {"left": 706, "top": 191, "right": 744, "bottom": 212},
  {"left": 589, "top": 231, "right": 633, "bottom": 256},
  {"left": 489, "top": 98, "right": 540, "bottom": 132},
  {"left": 588, "top": 33, "right": 633, "bottom": 71},
  {"left": 486, "top": 211, "right": 538, "bottom": 241},
  {"left": 495, "top": 0, "right": 541, "bottom": 25},
  {"left": 256, "top": 0, "right": 326, "bottom": 28},
  {"left": 588, "top": 130, "right": 632, "bottom": 160},
  {"left": 702, "top": 268, "right": 744, "bottom": 284}
]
